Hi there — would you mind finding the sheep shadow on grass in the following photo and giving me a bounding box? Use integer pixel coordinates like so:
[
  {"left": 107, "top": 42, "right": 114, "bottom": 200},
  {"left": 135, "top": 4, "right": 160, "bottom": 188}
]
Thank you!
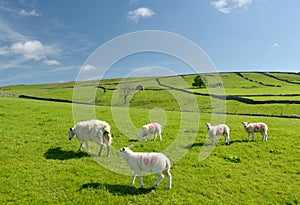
[
  {"left": 44, "top": 147, "right": 89, "bottom": 160},
  {"left": 187, "top": 139, "right": 250, "bottom": 148},
  {"left": 79, "top": 182, "right": 153, "bottom": 195},
  {"left": 128, "top": 139, "right": 139, "bottom": 142},
  {"left": 229, "top": 139, "right": 250, "bottom": 144}
]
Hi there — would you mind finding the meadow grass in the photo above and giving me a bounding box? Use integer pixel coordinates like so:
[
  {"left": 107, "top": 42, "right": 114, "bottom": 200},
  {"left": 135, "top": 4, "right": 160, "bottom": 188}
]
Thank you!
[
  {"left": 1, "top": 96, "right": 299, "bottom": 204},
  {"left": 1, "top": 72, "right": 299, "bottom": 204}
]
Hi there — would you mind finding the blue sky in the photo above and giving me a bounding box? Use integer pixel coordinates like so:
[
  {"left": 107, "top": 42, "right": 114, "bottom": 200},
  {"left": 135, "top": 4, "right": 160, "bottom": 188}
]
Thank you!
[{"left": 0, "top": 0, "right": 299, "bottom": 85}]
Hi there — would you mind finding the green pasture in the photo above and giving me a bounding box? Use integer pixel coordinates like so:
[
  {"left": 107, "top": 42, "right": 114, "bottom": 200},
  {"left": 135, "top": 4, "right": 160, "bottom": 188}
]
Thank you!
[
  {"left": 0, "top": 72, "right": 300, "bottom": 204},
  {"left": 0, "top": 96, "right": 299, "bottom": 204}
]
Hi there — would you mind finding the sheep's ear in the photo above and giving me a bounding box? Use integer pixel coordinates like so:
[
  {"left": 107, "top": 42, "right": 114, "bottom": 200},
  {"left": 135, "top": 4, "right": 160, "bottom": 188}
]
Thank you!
[{"left": 128, "top": 144, "right": 133, "bottom": 149}]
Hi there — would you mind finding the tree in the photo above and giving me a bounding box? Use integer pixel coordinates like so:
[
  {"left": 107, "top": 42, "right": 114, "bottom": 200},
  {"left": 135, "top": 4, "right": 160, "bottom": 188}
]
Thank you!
[
  {"left": 119, "top": 83, "right": 135, "bottom": 104},
  {"left": 192, "top": 75, "right": 205, "bottom": 88}
]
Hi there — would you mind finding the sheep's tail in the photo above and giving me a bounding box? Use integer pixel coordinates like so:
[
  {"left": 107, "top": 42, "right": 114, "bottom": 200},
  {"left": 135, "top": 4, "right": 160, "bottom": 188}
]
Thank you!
[
  {"left": 102, "top": 131, "right": 112, "bottom": 146},
  {"left": 165, "top": 157, "right": 171, "bottom": 169}
]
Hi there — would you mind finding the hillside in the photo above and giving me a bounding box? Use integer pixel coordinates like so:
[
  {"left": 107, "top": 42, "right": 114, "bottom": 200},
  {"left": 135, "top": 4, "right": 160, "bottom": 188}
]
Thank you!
[
  {"left": 1, "top": 71, "right": 300, "bottom": 204},
  {"left": 1, "top": 72, "right": 300, "bottom": 117}
]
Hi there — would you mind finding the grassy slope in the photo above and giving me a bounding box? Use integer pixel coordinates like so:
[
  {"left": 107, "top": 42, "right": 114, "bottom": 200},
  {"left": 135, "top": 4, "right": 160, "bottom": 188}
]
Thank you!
[{"left": 0, "top": 97, "right": 299, "bottom": 204}]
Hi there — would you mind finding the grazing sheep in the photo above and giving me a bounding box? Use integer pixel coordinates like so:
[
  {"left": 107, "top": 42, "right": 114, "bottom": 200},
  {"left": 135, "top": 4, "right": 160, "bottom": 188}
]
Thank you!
[
  {"left": 69, "top": 120, "right": 112, "bottom": 156},
  {"left": 242, "top": 122, "right": 268, "bottom": 141},
  {"left": 205, "top": 122, "right": 230, "bottom": 145},
  {"left": 137, "top": 123, "right": 163, "bottom": 141},
  {"left": 117, "top": 145, "right": 172, "bottom": 189}
]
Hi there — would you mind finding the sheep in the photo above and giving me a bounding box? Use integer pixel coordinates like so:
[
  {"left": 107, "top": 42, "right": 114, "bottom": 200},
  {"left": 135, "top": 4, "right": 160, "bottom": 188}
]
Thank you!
[
  {"left": 69, "top": 119, "right": 112, "bottom": 157},
  {"left": 117, "top": 145, "right": 172, "bottom": 189},
  {"left": 242, "top": 122, "right": 268, "bottom": 141},
  {"left": 137, "top": 123, "right": 163, "bottom": 141},
  {"left": 205, "top": 122, "right": 230, "bottom": 145}
]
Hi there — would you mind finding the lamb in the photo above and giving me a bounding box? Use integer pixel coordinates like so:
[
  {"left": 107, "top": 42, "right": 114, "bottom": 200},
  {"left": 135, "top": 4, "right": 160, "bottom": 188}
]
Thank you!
[
  {"left": 242, "top": 122, "right": 268, "bottom": 141},
  {"left": 69, "top": 119, "right": 112, "bottom": 157},
  {"left": 117, "top": 145, "right": 172, "bottom": 189},
  {"left": 137, "top": 123, "right": 163, "bottom": 141},
  {"left": 205, "top": 122, "right": 230, "bottom": 145}
]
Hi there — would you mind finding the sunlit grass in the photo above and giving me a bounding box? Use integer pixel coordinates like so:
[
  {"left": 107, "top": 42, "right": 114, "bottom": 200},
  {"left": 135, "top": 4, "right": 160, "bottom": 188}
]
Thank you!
[{"left": 0, "top": 97, "right": 299, "bottom": 204}]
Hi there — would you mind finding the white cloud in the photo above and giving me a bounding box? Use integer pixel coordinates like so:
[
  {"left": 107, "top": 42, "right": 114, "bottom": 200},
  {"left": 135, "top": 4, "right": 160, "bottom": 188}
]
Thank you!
[
  {"left": 43, "top": 59, "right": 60, "bottom": 65},
  {"left": 271, "top": 42, "right": 280, "bottom": 50},
  {"left": 0, "top": 40, "right": 60, "bottom": 69},
  {"left": 127, "top": 7, "right": 155, "bottom": 23},
  {"left": 0, "top": 19, "right": 26, "bottom": 42},
  {"left": 11, "top": 40, "right": 51, "bottom": 60},
  {"left": 81, "top": 64, "right": 96, "bottom": 71},
  {"left": 211, "top": 0, "right": 252, "bottom": 14},
  {"left": 19, "top": 9, "right": 41, "bottom": 16}
]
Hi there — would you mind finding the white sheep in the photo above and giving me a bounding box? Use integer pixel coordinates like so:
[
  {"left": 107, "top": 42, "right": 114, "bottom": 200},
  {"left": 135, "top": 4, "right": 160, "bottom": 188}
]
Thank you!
[
  {"left": 242, "top": 122, "right": 268, "bottom": 141},
  {"left": 137, "top": 123, "right": 163, "bottom": 141},
  {"left": 205, "top": 122, "right": 230, "bottom": 145},
  {"left": 117, "top": 145, "right": 172, "bottom": 189},
  {"left": 69, "top": 119, "right": 112, "bottom": 157}
]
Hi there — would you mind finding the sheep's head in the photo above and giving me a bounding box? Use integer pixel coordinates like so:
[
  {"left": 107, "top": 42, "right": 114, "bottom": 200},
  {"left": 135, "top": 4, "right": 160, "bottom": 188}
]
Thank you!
[
  {"left": 69, "top": 128, "right": 75, "bottom": 140},
  {"left": 205, "top": 122, "right": 211, "bottom": 130},
  {"left": 117, "top": 145, "right": 133, "bottom": 157},
  {"left": 242, "top": 122, "right": 249, "bottom": 128}
]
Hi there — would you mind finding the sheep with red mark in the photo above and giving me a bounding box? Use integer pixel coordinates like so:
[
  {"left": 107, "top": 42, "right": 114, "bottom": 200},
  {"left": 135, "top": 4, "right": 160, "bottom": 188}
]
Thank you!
[
  {"left": 137, "top": 122, "right": 163, "bottom": 141},
  {"left": 242, "top": 122, "right": 268, "bottom": 141},
  {"left": 205, "top": 122, "right": 230, "bottom": 145},
  {"left": 117, "top": 145, "right": 172, "bottom": 189},
  {"left": 69, "top": 120, "right": 112, "bottom": 157}
]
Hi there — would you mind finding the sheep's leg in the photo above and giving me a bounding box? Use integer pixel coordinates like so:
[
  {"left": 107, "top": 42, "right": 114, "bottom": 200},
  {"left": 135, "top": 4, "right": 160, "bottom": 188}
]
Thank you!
[
  {"left": 85, "top": 142, "right": 91, "bottom": 154},
  {"left": 153, "top": 132, "right": 157, "bottom": 140},
  {"left": 78, "top": 143, "right": 83, "bottom": 152},
  {"left": 138, "top": 176, "right": 144, "bottom": 188},
  {"left": 153, "top": 173, "right": 164, "bottom": 188},
  {"left": 252, "top": 132, "right": 255, "bottom": 141},
  {"left": 106, "top": 145, "right": 110, "bottom": 157},
  {"left": 163, "top": 169, "right": 172, "bottom": 189},
  {"left": 262, "top": 131, "right": 268, "bottom": 141},
  {"left": 159, "top": 132, "right": 162, "bottom": 141},
  {"left": 98, "top": 144, "right": 103, "bottom": 157},
  {"left": 248, "top": 133, "right": 250, "bottom": 141},
  {"left": 225, "top": 134, "right": 230, "bottom": 145},
  {"left": 261, "top": 131, "right": 264, "bottom": 141},
  {"left": 131, "top": 174, "right": 136, "bottom": 185},
  {"left": 146, "top": 134, "right": 149, "bottom": 141},
  {"left": 212, "top": 136, "right": 216, "bottom": 146}
]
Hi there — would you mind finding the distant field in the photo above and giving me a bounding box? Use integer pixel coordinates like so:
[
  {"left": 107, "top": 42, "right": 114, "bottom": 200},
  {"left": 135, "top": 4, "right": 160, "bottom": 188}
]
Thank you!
[{"left": 2, "top": 72, "right": 299, "bottom": 117}]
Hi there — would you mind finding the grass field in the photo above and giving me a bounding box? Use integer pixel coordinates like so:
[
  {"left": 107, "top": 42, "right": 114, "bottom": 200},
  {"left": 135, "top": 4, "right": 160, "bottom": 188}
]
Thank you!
[{"left": 0, "top": 72, "right": 300, "bottom": 204}]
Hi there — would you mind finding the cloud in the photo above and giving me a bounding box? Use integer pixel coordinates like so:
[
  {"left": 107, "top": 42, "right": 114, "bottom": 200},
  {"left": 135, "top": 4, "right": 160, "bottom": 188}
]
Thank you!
[
  {"left": 127, "top": 7, "right": 155, "bottom": 23},
  {"left": 19, "top": 9, "right": 41, "bottom": 16},
  {"left": 0, "top": 40, "right": 60, "bottom": 69},
  {"left": 81, "top": 64, "right": 96, "bottom": 71},
  {"left": 43, "top": 59, "right": 60, "bottom": 65},
  {"left": 0, "top": 19, "right": 26, "bottom": 42},
  {"left": 10, "top": 40, "right": 55, "bottom": 60},
  {"left": 211, "top": 0, "right": 252, "bottom": 14},
  {"left": 271, "top": 42, "right": 280, "bottom": 50}
]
